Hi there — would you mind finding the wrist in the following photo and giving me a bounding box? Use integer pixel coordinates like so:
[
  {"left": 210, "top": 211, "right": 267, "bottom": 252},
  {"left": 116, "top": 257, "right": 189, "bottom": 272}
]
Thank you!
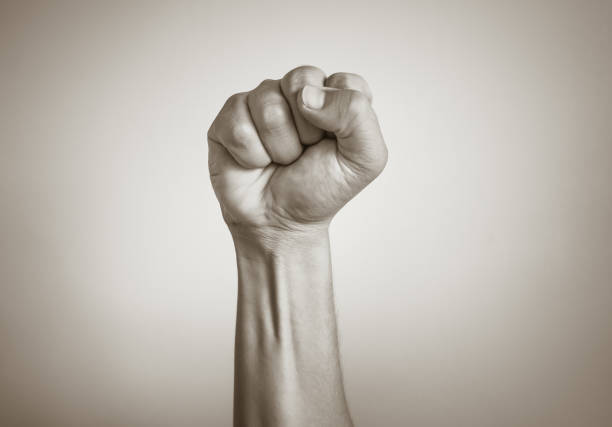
[{"left": 229, "top": 222, "right": 330, "bottom": 257}]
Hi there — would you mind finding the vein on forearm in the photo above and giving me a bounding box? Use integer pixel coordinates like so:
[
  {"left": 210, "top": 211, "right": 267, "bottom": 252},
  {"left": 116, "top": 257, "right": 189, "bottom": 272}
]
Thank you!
[{"left": 232, "top": 231, "right": 351, "bottom": 427}]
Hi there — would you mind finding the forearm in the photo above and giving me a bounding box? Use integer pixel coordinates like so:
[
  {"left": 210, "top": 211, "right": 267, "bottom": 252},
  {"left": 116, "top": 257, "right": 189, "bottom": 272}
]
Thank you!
[
  {"left": 231, "top": 226, "right": 353, "bottom": 427},
  {"left": 209, "top": 65, "right": 385, "bottom": 426}
]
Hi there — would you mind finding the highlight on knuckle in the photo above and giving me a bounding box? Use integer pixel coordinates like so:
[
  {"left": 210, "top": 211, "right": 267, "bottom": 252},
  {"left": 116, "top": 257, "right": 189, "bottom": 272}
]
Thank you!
[
  {"left": 261, "top": 103, "right": 288, "bottom": 131},
  {"left": 228, "top": 122, "right": 252, "bottom": 149}
]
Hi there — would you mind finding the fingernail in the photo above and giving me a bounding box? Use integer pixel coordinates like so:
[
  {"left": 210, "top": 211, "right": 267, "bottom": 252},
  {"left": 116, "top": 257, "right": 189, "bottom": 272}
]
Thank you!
[{"left": 301, "top": 85, "right": 325, "bottom": 109}]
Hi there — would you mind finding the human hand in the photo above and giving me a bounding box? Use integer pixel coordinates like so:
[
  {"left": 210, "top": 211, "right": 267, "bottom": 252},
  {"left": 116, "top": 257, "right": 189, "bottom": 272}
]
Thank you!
[{"left": 208, "top": 66, "right": 387, "bottom": 237}]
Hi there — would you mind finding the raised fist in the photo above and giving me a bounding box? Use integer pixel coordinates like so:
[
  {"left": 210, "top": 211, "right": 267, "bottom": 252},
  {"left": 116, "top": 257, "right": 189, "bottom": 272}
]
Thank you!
[{"left": 208, "top": 65, "right": 388, "bottom": 233}]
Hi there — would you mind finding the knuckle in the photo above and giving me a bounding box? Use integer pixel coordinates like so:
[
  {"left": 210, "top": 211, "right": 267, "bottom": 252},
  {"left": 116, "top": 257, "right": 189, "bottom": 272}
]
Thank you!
[
  {"left": 210, "top": 92, "right": 244, "bottom": 140},
  {"left": 247, "top": 80, "right": 293, "bottom": 133},
  {"left": 327, "top": 73, "right": 372, "bottom": 100},
  {"left": 253, "top": 79, "right": 278, "bottom": 94},
  {"left": 282, "top": 65, "right": 325, "bottom": 91},
  {"left": 248, "top": 80, "right": 279, "bottom": 106},
  {"left": 327, "top": 72, "right": 358, "bottom": 86},
  {"left": 329, "top": 72, "right": 364, "bottom": 86},
  {"left": 258, "top": 78, "right": 277, "bottom": 89},
  {"left": 227, "top": 92, "right": 242, "bottom": 103},
  {"left": 228, "top": 122, "right": 253, "bottom": 149},
  {"left": 223, "top": 92, "right": 244, "bottom": 109},
  {"left": 261, "top": 103, "right": 289, "bottom": 131},
  {"left": 207, "top": 122, "right": 218, "bottom": 142}
]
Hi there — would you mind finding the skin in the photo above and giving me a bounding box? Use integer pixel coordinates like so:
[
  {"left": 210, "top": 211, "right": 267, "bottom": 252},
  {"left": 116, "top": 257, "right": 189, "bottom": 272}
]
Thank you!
[{"left": 208, "top": 65, "right": 388, "bottom": 427}]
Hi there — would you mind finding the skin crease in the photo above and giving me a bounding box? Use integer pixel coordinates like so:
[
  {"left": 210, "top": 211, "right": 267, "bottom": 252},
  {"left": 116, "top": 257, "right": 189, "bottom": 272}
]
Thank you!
[{"left": 208, "top": 65, "right": 387, "bottom": 426}]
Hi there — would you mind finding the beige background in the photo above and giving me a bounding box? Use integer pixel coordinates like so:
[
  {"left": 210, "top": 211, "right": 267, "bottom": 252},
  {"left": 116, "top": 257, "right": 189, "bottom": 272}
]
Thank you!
[{"left": 1, "top": 1, "right": 611, "bottom": 426}]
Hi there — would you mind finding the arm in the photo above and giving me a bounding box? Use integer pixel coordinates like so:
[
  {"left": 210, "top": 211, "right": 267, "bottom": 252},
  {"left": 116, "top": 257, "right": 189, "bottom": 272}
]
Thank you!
[
  {"left": 232, "top": 227, "right": 351, "bottom": 426},
  {"left": 208, "top": 65, "right": 387, "bottom": 426}
]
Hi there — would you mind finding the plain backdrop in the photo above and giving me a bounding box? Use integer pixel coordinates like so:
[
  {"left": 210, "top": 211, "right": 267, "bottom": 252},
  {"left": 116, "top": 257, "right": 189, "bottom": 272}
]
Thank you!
[{"left": 1, "top": 1, "right": 611, "bottom": 426}]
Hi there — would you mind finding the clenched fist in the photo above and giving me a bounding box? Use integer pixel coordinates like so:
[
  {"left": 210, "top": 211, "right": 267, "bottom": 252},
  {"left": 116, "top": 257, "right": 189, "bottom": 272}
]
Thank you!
[{"left": 208, "top": 65, "right": 387, "bottom": 234}]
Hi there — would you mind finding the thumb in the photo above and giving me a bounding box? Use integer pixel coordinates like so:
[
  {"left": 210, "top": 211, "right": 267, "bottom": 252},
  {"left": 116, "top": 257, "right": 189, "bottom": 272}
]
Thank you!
[{"left": 297, "top": 85, "right": 388, "bottom": 177}]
